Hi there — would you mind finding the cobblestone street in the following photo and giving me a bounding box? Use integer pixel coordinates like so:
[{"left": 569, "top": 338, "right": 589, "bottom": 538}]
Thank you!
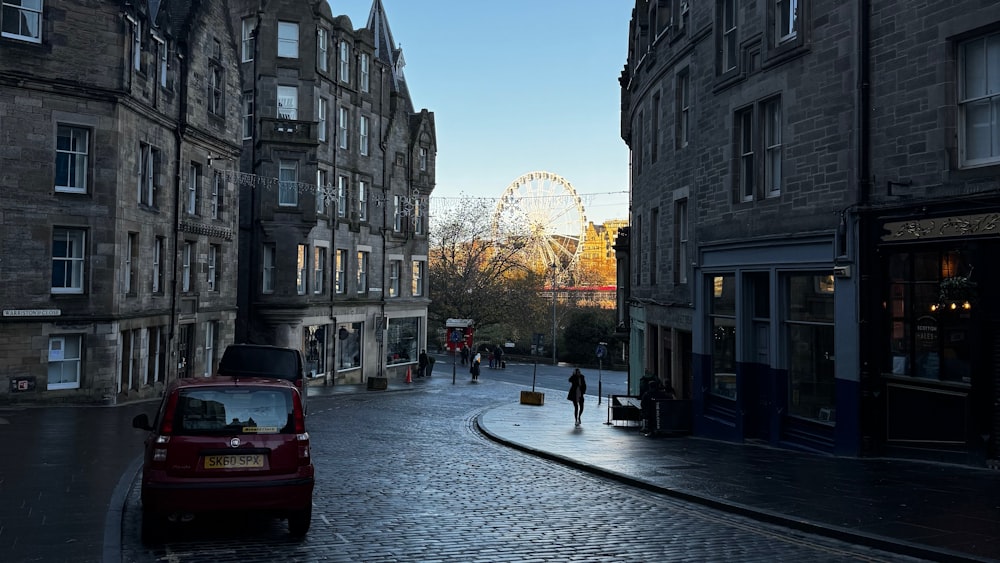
[{"left": 120, "top": 379, "right": 926, "bottom": 562}]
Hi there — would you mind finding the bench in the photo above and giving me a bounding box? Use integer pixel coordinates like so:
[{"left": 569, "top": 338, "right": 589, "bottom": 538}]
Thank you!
[{"left": 609, "top": 395, "right": 643, "bottom": 427}]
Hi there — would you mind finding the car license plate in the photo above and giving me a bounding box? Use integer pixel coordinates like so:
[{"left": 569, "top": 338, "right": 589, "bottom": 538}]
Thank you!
[{"left": 203, "top": 454, "right": 265, "bottom": 469}]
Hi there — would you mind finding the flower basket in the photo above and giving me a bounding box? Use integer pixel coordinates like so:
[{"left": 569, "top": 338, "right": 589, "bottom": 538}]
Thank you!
[{"left": 938, "top": 276, "right": 977, "bottom": 305}]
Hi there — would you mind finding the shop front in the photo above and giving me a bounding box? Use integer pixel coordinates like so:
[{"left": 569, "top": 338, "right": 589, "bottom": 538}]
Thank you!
[{"left": 869, "top": 213, "right": 999, "bottom": 465}]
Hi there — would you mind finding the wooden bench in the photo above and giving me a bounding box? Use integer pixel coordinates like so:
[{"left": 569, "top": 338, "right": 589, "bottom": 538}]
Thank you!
[{"left": 609, "top": 395, "right": 643, "bottom": 426}]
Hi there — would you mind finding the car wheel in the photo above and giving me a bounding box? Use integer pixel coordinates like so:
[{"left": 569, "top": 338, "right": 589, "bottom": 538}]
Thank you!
[
  {"left": 288, "top": 505, "right": 312, "bottom": 538},
  {"left": 140, "top": 508, "right": 165, "bottom": 545}
]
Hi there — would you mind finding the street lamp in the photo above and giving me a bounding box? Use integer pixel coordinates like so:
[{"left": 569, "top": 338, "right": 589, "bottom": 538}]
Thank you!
[{"left": 550, "top": 262, "right": 557, "bottom": 366}]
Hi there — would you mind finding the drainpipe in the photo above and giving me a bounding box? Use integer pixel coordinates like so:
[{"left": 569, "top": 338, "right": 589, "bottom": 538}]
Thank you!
[
  {"left": 169, "top": 48, "right": 188, "bottom": 382},
  {"left": 856, "top": 0, "right": 875, "bottom": 455},
  {"left": 378, "top": 65, "right": 389, "bottom": 380}
]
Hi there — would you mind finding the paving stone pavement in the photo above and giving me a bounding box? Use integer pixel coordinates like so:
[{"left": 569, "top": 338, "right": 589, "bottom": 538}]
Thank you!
[{"left": 117, "top": 377, "right": 945, "bottom": 562}]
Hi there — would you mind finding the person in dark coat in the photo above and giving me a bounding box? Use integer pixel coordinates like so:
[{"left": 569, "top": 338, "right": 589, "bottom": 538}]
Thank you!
[
  {"left": 567, "top": 368, "right": 587, "bottom": 426},
  {"left": 417, "top": 350, "right": 429, "bottom": 377}
]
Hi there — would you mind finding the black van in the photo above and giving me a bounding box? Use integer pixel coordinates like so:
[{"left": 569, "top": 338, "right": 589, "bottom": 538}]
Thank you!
[{"left": 217, "top": 344, "right": 307, "bottom": 411}]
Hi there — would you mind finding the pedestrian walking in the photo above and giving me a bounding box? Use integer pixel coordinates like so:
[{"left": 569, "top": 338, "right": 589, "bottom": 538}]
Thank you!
[
  {"left": 567, "top": 368, "right": 587, "bottom": 426},
  {"left": 417, "top": 349, "right": 429, "bottom": 377},
  {"left": 461, "top": 345, "right": 469, "bottom": 366},
  {"left": 495, "top": 345, "right": 505, "bottom": 369},
  {"left": 470, "top": 352, "right": 481, "bottom": 382}
]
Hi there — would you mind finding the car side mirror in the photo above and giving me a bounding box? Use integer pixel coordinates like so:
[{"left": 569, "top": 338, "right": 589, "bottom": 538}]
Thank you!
[{"left": 132, "top": 413, "right": 153, "bottom": 431}]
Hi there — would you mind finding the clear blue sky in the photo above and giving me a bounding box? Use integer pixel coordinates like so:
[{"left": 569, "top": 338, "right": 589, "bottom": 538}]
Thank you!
[{"left": 328, "top": 1, "right": 633, "bottom": 225}]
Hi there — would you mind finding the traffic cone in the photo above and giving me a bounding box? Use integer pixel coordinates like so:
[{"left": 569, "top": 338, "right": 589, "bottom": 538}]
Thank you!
[{"left": 405, "top": 366, "right": 412, "bottom": 384}]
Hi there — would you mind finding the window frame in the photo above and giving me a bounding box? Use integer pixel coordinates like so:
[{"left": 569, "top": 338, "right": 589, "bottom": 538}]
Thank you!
[
  {"left": 278, "top": 160, "right": 298, "bottom": 207},
  {"left": 182, "top": 241, "right": 193, "bottom": 293},
  {"left": 763, "top": 97, "right": 783, "bottom": 197},
  {"left": 152, "top": 236, "right": 164, "bottom": 294},
  {"left": 296, "top": 244, "right": 308, "bottom": 295},
  {"left": 736, "top": 106, "right": 755, "bottom": 202},
  {"left": 262, "top": 243, "right": 276, "bottom": 294},
  {"left": 412, "top": 260, "right": 425, "bottom": 297},
  {"left": 317, "top": 28, "right": 328, "bottom": 72},
  {"left": 47, "top": 334, "right": 82, "bottom": 390},
  {"left": 958, "top": 32, "right": 1000, "bottom": 168},
  {"left": 720, "top": 0, "right": 738, "bottom": 74},
  {"left": 358, "top": 180, "right": 368, "bottom": 222},
  {"left": 277, "top": 85, "right": 297, "bottom": 120},
  {"left": 55, "top": 124, "right": 90, "bottom": 194},
  {"left": 335, "top": 249, "right": 347, "bottom": 294},
  {"left": 677, "top": 70, "right": 690, "bottom": 149},
  {"left": 187, "top": 162, "right": 200, "bottom": 215},
  {"left": 339, "top": 40, "right": 350, "bottom": 83},
  {"left": 360, "top": 52, "right": 370, "bottom": 92},
  {"left": 359, "top": 115, "right": 369, "bottom": 156},
  {"left": 242, "top": 92, "right": 254, "bottom": 140},
  {"left": 277, "top": 21, "right": 299, "bottom": 59},
  {"left": 52, "top": 227, "right": 85, "bottom": 295},
  {"left": 337, "top": 175, "right": 348, "bottom": 217},
  {"left": 318, "top": 97, "right": 328, "bottom": 143},
  {"left": 138, "top": 142, "right": 158, "bottom": 207},
  {"left": 316, "top": 169, "right": 328, "bottom": 215},
  {"left": 211, "top": 172, "right": 222, "bottom": 219},
  {"left": 2, "top": 0, "right": 43, "bottom": 43},
  {"left": 241, "top": 17, "right": 255, "bottom": 62},
  {"left": 207, "top": 244, "right": 219, "bottom": 292},
  {"left": 208, "top": 64, "right": 224, "bottom": 116},
  {"left": 388, "top": 259, "right": 401, "bottom": 298},
  {"left": 338, "top": 106, "right": 349, "bottom": 149},
  {"left": 125, "top": 232, "right": 138, "bottom": 296},
  {"left": 357, "top": 250, "right": 369, "bottom": 294},
  {"left": 314, "top": 246, "right": 326, "bottom": 295}
]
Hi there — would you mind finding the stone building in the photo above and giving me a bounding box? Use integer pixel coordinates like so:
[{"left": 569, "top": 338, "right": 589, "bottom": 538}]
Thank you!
[
  {"left": 0, "top": 0, "right": 243, "bottom": 403},
  {"left": 620, "top": 0, "right": 1000, "bottom": 467},
  {"left": 228, "top": 0, "right": 436, "bottom": 386}
]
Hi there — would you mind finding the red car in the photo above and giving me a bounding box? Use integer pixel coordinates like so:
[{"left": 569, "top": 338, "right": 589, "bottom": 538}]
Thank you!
[{"left": 132, "top": 377, "right": 314, "bottom": 543}]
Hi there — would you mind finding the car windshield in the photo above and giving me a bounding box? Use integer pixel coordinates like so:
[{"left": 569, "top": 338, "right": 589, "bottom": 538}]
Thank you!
[{"left": 173, "top": 387, "right": 294, "bottom": 435}]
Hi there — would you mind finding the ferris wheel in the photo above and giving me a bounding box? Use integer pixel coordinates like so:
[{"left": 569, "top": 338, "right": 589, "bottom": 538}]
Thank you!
[{"left": 491, "top": 171, "right": 587, "bottom": 276}]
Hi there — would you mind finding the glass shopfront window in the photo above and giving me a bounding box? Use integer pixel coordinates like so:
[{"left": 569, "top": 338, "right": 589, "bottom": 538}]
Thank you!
[
  {"left": 336, "top": 322, "right": 362, "bottom": 372},
  {"left": 786, "top": 274, "right": 836, "bottom": 423},
  {"left": 386, "top": 317, "right": 419, "bottom": 366},
  {"left": 887, "top": 250, "right": 972, "bottom": 384},
  {"left": 303, "top": 325, "right": 327, "bottom": 377},
  {"left": 710, "top": 274, "right": 737, "bottom": 399}
]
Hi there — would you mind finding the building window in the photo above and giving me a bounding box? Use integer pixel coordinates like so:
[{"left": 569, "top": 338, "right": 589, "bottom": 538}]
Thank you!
[
  {"left": 152, "top": 236, "right": 164, "bottom": 294},
  {"left": 709, "top": 274, "right": 737, "bottom": 399},
  {"left": 358, "top": 180, "right": 368, "bottom": 221},
  {"left": 55, "top": 125, "right": 89, "bottom": 193},
  {"left": 317, "top": 28, "right": 328, "bottom": 72},
  {"left": 207, "top": 244, "right": 219, "bottom": 292},
  {"left": 677, "top": 70, "right": 690, "bottom": 148},
  {"left": 314, "top": 246, "right": 326, "bottom": 294},
  {"left": 336, "top": 321, "right": 362, "bottom": 371},
  {"left": 887, "top": 250, "right": 974, "bottom": 384},
  {"left": 335, "top": 249, "right": 347, "bottom": 294},
  {"left": 651, "top": 93, "right": 660, "bottom": 163},
  {"left": 785, "top": 273, "right": 835, "bottom": 422},
  {"left": 393, "top": 195, "right": 403, "bottom": 232},
  {"left": 204, "top": 321, "right": 217, "bottom": 376},
  {"left": 720, "top": 0, "right": 738, "bottom": 73},
  {"left": 262, "top": 243, "right": 275, "bottom": 294},
  {"left": 736, "top": 106, "right": 755, "bottom": 202},
  {"left": 132, "top": 19, "right": 142, "bottom": 71},
  {"left": 182, "top": 242, "right": 192, "bottom": 292},
  {"left": 47, "top": 335, "right": 82, "bottom": 390},
  {"left": 776, "top": 0, "right": 798, "bottom": 43},
  {"left": 763, "top": 97, "right": 782, "bottom": 196},
  {"left": 279, "top": 160, "right": 297, "bottom": 206},
  {"left": 242, "top": 93, "right": 254, "bottom": 140},
  {"left": 296, "top": 244, "right": 308, "bottom": 295},
  {"left": 211, "top": 172, "right": 223, "bottom": 219},
  {"left": 338, "top": 107, "right": 349, "bottom": 149},
  {"left": 316, "top": 169, "right": 328, "bottom": 215},
  {"left": 412, "top": 260, "right": 425, "bottom": 297},
  {"left": 413, "top": 199, "right": 424, "bottom": 235},
  {"left": 419, "top": 147, "right": 428, "bottom": 171},
  {"left": 959, "top": 32, "right": 1000, "bottom": 167},
  {"left": 357, "top": 250, "right": 369, "bottom": 294},
  {"left": 277, "top": 21, "right": 298, "bottom": 58},
  {"left": 339, "top": 41, "right": 350, "bottom": 82},
  {"left": 208, "top": 64, "right": 224, "bottom": 115},
  {"left": 157, "top": 38, "right": 168, "bottom": 88},
  {"left": 277, "top": 85, "right": 297, "bottom": 119},
  {"left": 187, "top": 162, "right": 200, "bottom": 215},
  {"left": 52, "top": 227, "right": 85, "bottom": 294},
  {"left": 386, "top": 317, "right": 419, "bottom": 367},
  {"left": 388, "top": 259, "right": 401, "bottom": 298},
  {"left": 359, "top": 115, "right": 369, "bottom": 156},
  {"left": 2, "top": 0, "right": 42, "bottom": 43},
  {"left": 149, "top": 326, "right": 167, "bottom": 383},
  {"left": 318, "top": 97, "right": 327, "bottom": 142},
  {"left": 241, "top": 17, "right": 255, "bottom": 62},
  {"left": 674, "top": 199, "right": 688, "bottom": 285},
  {"left": 337, "top": 175, "right": 348, "bottom": 217},
  {"left": 650, "top": 208, "right": 658, "bottom": 285},
  {"left": 634, "top": 111, "right": 644, "bottom": 175},
  {"left": 360, "top": 52, "right": 370, "bottom": 92},
  {"left": 138, "top": 142, "right": 158, "bottom": 207},
  {"left": 125, "top": 232, "right": 138, "bottom": 296}
]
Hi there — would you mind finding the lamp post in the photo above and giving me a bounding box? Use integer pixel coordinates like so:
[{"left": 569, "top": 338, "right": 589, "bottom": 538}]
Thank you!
[{"left": 550, "top": 263, "right": 557, "bottom": 366}]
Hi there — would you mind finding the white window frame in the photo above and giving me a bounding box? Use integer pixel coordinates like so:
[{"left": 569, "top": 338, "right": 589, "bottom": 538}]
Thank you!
[
  {"left": 241, "top": 17, "right": 255, "bottom": 62},
  {"left": 360, "top": 52, "right": 370, "bottom": 92},
  {"left": 776, "top": 0, "right": 798, "bottom": 43},
  {"left": 314, "top": 246, "right": 326, "bottom": 294},
  {"left": 279, "top": 160, "right": 298, "bottom": 206},
  {"left": 209, "top": 64, "right": 224, "bottom": 115},
  {"left": 678, "top": 71, "right": 690, "bottom": 148},
  {"left": 156, "top": 37, "right": 168, "bottom": 88},
  {"left": 722, "top": 0, "right": 738, "bottom": 73},
  {"left": 419, "top": 147, "right": 428, "bottom": 171},
  {"left": 316, "top": 169, "right": 328, "bottom": 214},
  {"left": 335, "top": 249, "right": 347, "bottom": 294},
  {"left": 132, "top": 19, "right": 142, "bottom": 71},
  {"left": 393, "top": 195, "right": 403, "bottom": 232},
  {"left": 359, "top": 115, "right": 369, "bottom": 156},
  {"left": 764, "top": 97, "right": 782, "bottom": 196},
  {"left": 337, "top": 175, "right": 348, "bottom": 217},
  {"left": 152, "top": 236, "right": 163, "bottom": 294},
  {"left": 388, "top": 259, "right": 401, "bottom": 298},
  {"left": 203, "top": 321, "right": 216, "bottom": 376},
  {"left": 207, "top": 244, "right": 218, "bottom": 292},
  {"left": 47, "top": 334, "right": 82, "bottom": 390},
  {"left": 277, "top": 21, "right": 298, "bottom": 59},
  {"left": 317, "top": 28, "right": 328, "bottom": 72},
  {"left": 55, "top": 125, "right": 89, "bottom": 194},
  {"left": 296, "top": 244, "right": 308, "bottom": 295},
  {"left": 124, "top": 232, "right": 137, "bottom": 295},
  {"left": 187, "top": 162, "right": 199, "bottom": 215},
  {"left": 338, "top": 107, "right": 349, "bottom": 149},
  {"left": 357, "top": 250, "right": 369, "bottom": 294},
  {"left": 737, "top": 108, "right": 755, "bottom": 202},
  {"left": 318, "top": 97, "right": 328, "bottom": 142},
  {"left": 138, "top": 142, "right": 157, "bottom": 207},
  {"left": 339, "top": 41, "right": 350, "bottom": 82},
  {"left": 262, "top": 243, "right": 276, "bottom": 294},
  {"left": 412, "top": 260, "right": 425, "bottom": 297},
  {"left": 277, "top": 85, "right": 297, "bottom": 120},
  {"left": 358, "top": 180, "right": 368, "bottom": 221},
  {"left": 52, "top": 227, "right": 85, "bottom": 294},
  {"left": 182, "top": 242, "right": 192, "bottom": 292},
  {"left": 413, "top": 199, "right": 424, "bottom": 235},
  {"left": 2, "top": 0, "right": 43, "bottom": 43},
  {"left": 959, "top": 33, "right": 1000, "bottom": 168},
  {"left": 211, "top": 172, "right": 222, "bottom": 219},
  {"left": 242, "top": 93, "right": 254, "bottom": 139}
]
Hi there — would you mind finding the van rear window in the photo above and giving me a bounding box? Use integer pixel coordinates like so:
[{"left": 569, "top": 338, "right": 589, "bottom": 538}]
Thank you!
[
  {"left": 218, "top": 348, "right": 298, "bottom": 379},
  {"left": 172, "top": 388, "right": 294, "bottom": 435}
]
